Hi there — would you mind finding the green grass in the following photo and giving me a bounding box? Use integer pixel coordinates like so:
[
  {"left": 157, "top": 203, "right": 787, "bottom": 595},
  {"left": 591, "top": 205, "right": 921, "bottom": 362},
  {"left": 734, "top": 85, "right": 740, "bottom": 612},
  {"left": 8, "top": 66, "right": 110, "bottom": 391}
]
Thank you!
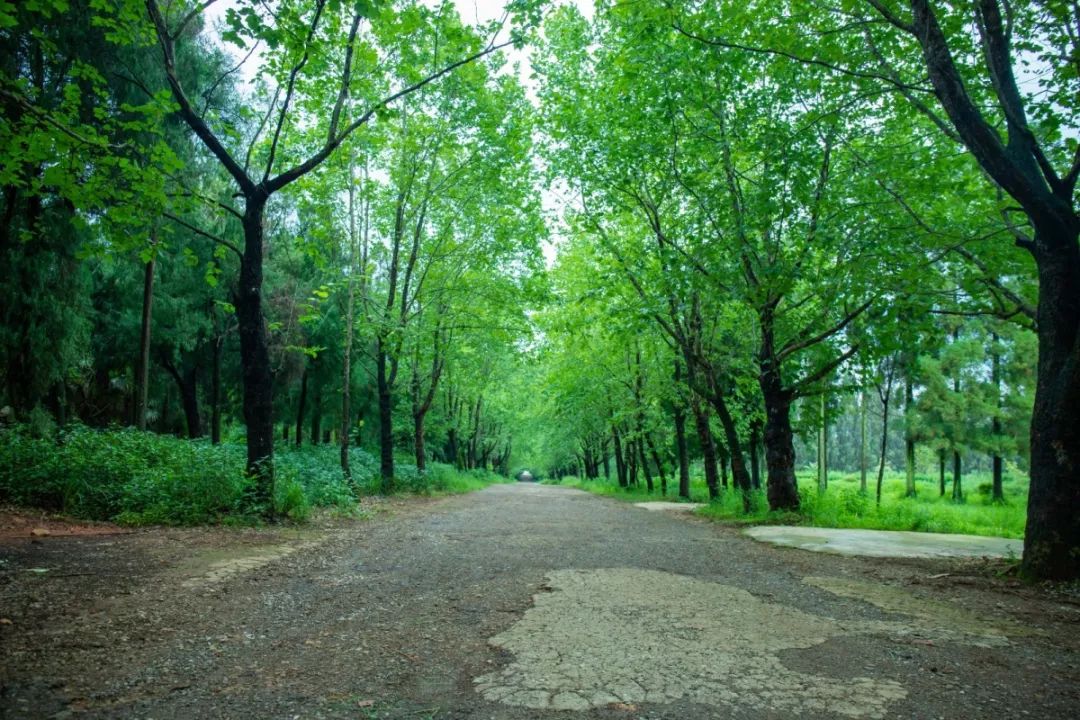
[
  {"left": 0, "top": 424, "right": 509, "bottom": 526},
  {"left": 545, "top": 469, "right": 1027, "bottom": 539}
]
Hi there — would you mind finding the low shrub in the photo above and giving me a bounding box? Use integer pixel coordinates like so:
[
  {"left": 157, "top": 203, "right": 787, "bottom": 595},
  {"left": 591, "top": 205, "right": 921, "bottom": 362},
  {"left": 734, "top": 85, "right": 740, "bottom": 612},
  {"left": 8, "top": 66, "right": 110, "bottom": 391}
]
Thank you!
[{"left": 0, "top": 424, "right": 510, "bottom": 525}]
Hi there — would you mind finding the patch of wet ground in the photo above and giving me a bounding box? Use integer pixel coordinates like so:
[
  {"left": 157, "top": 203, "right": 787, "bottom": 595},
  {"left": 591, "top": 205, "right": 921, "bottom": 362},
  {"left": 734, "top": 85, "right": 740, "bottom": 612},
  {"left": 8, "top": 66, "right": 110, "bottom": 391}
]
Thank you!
[{"left": 1, "top": 484, "right": 1078, "bottom": 719}]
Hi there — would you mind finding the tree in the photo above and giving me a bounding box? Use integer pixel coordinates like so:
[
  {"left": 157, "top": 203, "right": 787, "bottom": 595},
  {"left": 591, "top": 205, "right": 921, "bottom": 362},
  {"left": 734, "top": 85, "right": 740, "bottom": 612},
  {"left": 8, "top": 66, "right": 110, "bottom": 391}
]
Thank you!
[
  {"left": 667, "top": 0, "right": 1080, "bottom": 581},
  {"left": 135, "top": 0, "right": 521, "bottom": 511}
]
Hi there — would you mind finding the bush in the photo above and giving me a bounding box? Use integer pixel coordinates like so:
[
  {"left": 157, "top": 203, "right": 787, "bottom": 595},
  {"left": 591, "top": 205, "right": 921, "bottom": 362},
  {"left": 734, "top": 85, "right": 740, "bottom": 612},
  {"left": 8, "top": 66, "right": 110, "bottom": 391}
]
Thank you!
[
  {"left": 0, "top": 424, "right": 249, "bottom": 524},
  {"left": 0, "top": 424, "right": 509, "bottom": 525}
]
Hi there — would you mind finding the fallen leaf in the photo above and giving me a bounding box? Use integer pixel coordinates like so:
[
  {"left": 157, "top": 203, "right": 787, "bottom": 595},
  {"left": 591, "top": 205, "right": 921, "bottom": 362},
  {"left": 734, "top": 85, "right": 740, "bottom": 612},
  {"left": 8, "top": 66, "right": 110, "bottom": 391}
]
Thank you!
[{"left": 356, "top": 699, "right": 375, "bottom": 708}]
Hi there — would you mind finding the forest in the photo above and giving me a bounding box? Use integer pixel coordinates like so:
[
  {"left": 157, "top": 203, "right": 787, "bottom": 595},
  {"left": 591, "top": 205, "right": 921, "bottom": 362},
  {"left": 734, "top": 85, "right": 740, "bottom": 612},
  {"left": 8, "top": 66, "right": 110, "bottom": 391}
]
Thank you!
[{"left": 0, "top": 0, "right": 1076, "bottom": 582}]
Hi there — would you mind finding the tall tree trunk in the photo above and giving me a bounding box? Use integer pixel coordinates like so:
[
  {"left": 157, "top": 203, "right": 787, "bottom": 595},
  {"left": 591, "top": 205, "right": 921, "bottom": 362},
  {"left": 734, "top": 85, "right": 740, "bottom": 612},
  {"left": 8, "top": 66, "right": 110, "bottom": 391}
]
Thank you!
[
  {"left": 674, "top": 405, "right": 691, "bottom": 499},
  {"left": 674, "top": 361, "right": 691, "bottom": 498},
  {"left": 295, "top": 367, "right": 308, "bottom": 448},
  {"left": 760, "top": 369, "right": 799, "bottom": 510},
  {"left": 211, "top": 336, "right": 222, "bottom": 445},
  {"left": 707, "top": 384, "right": 752, "bottom": 496},
  {"left": 817, "top": 392, "right": 828, "bottom": 493},
  {"left": 692, "top": 399, "right": 719, "bottom": 499},
  {"left": 952, "top": 451, "right": 963, "bottom": 501},
  {"left": 238, "top": 198, "right": 274, "bottom": 510},
  {"left": 718, "top": 442, "right": 729, "bottom": 489},
  {"left": 612, "top": 425, "right": 627, "bottom": 488},
  {"left": 1025, "top": 239, "right": 1080, "bottom": 577},
  {"left": 310, "top": 381, "right": 322, "bottom": 446},
  {"left": 377, "top": 338, "right": 394, "bottom": 490},
  {"left": 859, "top": 390, "right": 868, "bottom": 493},
  {"left": 646, "top": 434, "right": 667, "bottom": 496},
  {"left": 939, "top": 449, "right": 946, "bottom": 497},
  {"left": 414, "top": 411, "right": 427, "bottom": 472},
  {"left": 749, "top": 419, "right": 762, "bottom": 491},
  {"left": 991, "top": 332, "right": 1004, "bottom": 502},
  {"left": 341, "top": 158, "right": 363, "bottom": 487},
  {"left": 135, "top": 237, "right": 156, "bottom": 431},
  {"left": 905, "top": 375, "right": 916, "bottom": 497},
  {"left": 876, "top": 393, "right": 890, "bottom": 507},
  {"left": 638, "top": 438, "right": 653, "bottom": 492},
  {"left": 163, "top": 359, "right": 201, "bottom": 439},
  {"left": 447, "top": 426, "right": 459, "bottom": 469}
]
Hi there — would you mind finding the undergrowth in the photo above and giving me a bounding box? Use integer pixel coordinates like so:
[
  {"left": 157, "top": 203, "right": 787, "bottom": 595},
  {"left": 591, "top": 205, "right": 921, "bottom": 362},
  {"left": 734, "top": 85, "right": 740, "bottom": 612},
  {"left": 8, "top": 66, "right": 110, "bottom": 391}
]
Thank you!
[
  {"left": 0, "top": 424, "right": 508, "bottom": 526},
  {"left": 546, "top": 469, "right": 1027, "bottom": 539}
]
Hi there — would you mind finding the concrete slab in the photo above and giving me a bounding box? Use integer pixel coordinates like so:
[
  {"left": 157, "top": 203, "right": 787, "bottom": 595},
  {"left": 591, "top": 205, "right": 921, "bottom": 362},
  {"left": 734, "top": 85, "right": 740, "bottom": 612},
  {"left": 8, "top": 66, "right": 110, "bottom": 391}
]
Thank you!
[
  {"left": 743, "top": 526, "right": 1022, "bottom": 559},
  {"left": 634, "top": 501, "right": 704, "bottom": 512}
]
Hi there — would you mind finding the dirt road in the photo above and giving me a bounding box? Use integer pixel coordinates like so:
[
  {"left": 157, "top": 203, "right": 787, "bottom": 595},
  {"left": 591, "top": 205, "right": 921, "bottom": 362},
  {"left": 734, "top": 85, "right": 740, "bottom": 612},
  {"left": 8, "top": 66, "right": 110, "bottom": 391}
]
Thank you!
[{"left": 1, "top": 484, "right": 1078, "bottom": 719}]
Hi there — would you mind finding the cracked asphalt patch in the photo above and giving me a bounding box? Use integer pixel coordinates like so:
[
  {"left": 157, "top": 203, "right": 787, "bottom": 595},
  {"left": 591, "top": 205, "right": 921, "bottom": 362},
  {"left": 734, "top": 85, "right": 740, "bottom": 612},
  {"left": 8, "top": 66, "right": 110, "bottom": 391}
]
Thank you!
[{"left": 475, "top": 568, "right": 908, "bottom": 717}]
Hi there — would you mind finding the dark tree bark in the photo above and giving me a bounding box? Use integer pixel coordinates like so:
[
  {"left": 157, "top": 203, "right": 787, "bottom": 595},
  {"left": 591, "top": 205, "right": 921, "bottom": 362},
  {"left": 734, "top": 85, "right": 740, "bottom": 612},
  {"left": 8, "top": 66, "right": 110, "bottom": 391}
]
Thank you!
[
  {"left": 612, "top": 425, "right": 627, "bottom": 488},
  {"left": 875, "top": 360, "right": 898, "bottom": 507},
  {"left": 692, "top": 399, "right": 720, "bottom": 499},
  {"left": 162, "top": 357, "right": 202, "bottom": 439},
  {"left": 211, "top": 335, "right": 222, "bottom": 445},
  {"left": 704, "top": 373, "right": 753, "bottom": 497},
  {"left": 952, "top": 451, "right": 963, "bottom": 501},
  {"left": 310, "top": 381, "right": 322, "bottom": 446},
  {"left": 760, "top": 366, "right": 800, "bottom": 510},
  {"left": 939, "top": 449, "right": 946, "bottom": 497},
  {"left": 674, "top": 362, "right": 691, "bottom": 499},
  {"left": 817, "top": 393, "right": 828, "bottom": 493},
  {"left": 638, "top": 438, "right": 654, "bottom": 492},
  {"left": 135, "top": 237, "right": 156, "bottom": 431},
  {"left": 991, "top": 332, "right": 1004, "bottom": 502},
  {"left": 295, "top": 366, "right": 308, "bottom": 448},
  {"left": 645, "top": 433, "right": 667, "bottom": 496},
  {"left": 674, "top": 404, "right": 691, "bottom": 499},
  {"left": 237, "top": 198, "right": 275, "bottom": 506},
  {"left": 859, "top": 391, "right": 868, "bottom": 493},
  {"left": 904, "top": 374, "right": 916, "bottom": 497},
  {"left": 749, "top": 419, "right": 762, "bottom": 491},
  {"left": 377, "top": 337, "right": 394, "bottom": 489},
  {"left": 718, "top": 441, "right": 729, "bottom": 490}
]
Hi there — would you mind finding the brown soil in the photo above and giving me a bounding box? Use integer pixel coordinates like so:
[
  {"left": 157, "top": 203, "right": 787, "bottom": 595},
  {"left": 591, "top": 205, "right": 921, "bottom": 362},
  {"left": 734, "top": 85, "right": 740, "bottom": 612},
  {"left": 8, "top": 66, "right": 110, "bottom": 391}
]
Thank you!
[
  {"left": 1, "top": 485, "right": 1078, "bottom": 719},
  {"left": 0, "top": 507, "right": 133, "bottom": 540}
]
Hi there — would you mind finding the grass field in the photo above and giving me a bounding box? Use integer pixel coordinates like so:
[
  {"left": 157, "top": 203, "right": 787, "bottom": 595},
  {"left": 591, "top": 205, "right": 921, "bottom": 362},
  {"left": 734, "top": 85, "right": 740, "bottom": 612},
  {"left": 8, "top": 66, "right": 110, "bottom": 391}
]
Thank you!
[{"left": 544, "top": 468, "right": 1027, "bottom": 539}]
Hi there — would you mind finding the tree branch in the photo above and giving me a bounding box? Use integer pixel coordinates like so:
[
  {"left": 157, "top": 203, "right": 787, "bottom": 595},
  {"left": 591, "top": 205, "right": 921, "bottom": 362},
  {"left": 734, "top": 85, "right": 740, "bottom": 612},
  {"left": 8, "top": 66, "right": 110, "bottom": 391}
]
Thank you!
[{"left": 162, "top": 211, "right": 242, "bottom": 259}]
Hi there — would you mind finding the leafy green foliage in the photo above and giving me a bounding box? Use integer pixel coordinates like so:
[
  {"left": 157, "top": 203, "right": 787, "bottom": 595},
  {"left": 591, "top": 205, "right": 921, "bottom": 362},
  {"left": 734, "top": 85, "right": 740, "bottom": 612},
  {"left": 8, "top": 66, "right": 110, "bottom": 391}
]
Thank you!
[{"left": 0, "top": 424, "right": 506, "bottom": 525}]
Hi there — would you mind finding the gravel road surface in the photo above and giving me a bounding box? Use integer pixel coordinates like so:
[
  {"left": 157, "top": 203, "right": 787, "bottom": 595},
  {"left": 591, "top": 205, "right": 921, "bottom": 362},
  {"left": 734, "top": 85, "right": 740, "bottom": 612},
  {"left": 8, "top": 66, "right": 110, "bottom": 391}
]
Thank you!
[{"left": 2, "top": 484, "right": 1078, "bottom": 719}]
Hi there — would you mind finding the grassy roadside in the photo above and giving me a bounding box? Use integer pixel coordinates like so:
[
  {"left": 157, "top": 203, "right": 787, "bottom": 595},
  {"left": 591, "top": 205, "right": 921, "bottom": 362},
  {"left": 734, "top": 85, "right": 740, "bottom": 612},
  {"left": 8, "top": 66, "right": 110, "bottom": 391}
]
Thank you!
[
  {"left": 544, "top": 470, "right": 1027, "bottom": 539},
  {"left": 0, "top": 424, "right": 510, "bottom": 526}
]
